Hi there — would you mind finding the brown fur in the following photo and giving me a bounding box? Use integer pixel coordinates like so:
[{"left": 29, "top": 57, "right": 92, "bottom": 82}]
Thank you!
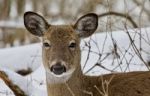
[
  {"left": 42, "top": 25, "right": 80, "bottom": 73},
  {"left": 24, "top": 12, "right": 150, "bottom": 96},
  {"left": 42, "top": 25, "right": 150, "bottom": 96}
]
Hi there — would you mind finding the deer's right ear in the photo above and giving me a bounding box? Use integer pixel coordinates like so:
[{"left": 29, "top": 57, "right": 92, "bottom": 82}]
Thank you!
[{"left": 24, "top": 11, "right": 49, "bottom": 36}]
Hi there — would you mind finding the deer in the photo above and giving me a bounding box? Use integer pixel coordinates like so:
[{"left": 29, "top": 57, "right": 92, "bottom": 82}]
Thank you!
[{"left": 24, "top": 11, "right": 150, "bottom": 96}]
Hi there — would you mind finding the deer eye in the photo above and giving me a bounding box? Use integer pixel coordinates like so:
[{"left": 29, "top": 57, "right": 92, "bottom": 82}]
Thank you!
[
  {"left": 69, "top": 40, "right": 76, "bottom": 49},
  {"left": 43, "top": 40, "right": 51, "bottom": 48}
]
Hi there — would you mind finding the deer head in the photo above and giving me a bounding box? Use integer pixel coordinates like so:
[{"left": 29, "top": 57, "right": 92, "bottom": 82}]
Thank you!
[{"left": 24, "top": 12, "right": 98, "bottom": 83}]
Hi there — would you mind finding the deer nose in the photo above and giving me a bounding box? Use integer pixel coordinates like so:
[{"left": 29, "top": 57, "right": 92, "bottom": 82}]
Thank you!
[{"left": 50, "top": 63, "right": 66, "bottom": 75}]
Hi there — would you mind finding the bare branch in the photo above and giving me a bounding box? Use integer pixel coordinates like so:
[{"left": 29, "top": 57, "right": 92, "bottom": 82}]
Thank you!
[
  {"left": 133, "top": 0, "right": 150, "bottom": 21},
  {"left": 98, "top": 11, "right": 138, "bottom": 28},
  {"left": 0, "top": 70, "right": 27, "bottom": 96}
]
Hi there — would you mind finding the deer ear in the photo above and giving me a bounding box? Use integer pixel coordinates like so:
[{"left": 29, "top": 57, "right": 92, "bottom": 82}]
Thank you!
[
  {"left": 74, "top": 13, "right": 98, "bottom": 38},
  {"left": 24, "top": 11, "right": 49, "bottom": 36}
]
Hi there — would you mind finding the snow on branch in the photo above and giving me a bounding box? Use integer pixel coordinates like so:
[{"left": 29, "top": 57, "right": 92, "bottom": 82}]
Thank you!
[
  {"left": 0, "top": 70, "right": 27, "bottom": 96},
  {"left": 0, "top": 66, "right": 47, "bottom": 96},
  {"left": 0, "top": 68, "right": 39, "bottom": 96}
]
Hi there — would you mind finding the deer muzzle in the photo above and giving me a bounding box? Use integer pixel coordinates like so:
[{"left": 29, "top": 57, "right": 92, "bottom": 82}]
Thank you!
[{"left": 50, "top": 62, "right": 66, "bottom": 75}]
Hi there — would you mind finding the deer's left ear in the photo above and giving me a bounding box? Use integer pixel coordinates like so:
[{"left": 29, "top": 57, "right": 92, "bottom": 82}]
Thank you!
[{"left": 74, "top": 13, "right": 98, "bottom": 38}]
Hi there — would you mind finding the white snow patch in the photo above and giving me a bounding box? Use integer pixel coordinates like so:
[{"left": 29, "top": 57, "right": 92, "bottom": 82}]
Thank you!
[{"left": 0, "top": 27, "right": 150, "bottom": 95}]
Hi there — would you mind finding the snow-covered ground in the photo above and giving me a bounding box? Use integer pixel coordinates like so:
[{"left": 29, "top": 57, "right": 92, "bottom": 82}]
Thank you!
[{"left": 0, "top": 27, "right": 150, "bottom": 96}]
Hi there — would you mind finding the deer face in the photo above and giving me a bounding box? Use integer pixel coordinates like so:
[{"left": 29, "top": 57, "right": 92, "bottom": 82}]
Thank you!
[
  {"left": 24, "top": 12, "right": 98, "bottom": 79},
  {"left": 42, "top": 25, "right": 81, "bottom": 77}
]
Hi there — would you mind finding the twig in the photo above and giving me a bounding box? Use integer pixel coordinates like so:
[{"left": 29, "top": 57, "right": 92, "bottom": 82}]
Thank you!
[
  {"left": 124, "top": 25, "right": 150, "bottom": 70},
  {"left": 133, "top": 0, "right": 150, "bottom": 21},
  {"left": 65, "top": 82, "right": 75, "bottom": 96},
  {"left": 82, "top": 90, "right": 93, "bottom": 96},
  {"left": 0, "top": 70, "right": 27, "bottom": 96},
  {"left": 95, "top": 75, "right": 114, "bottom": 96},
  {"left": 98, "top": 11, "right": 138, "bottom": 28},
  {"left": 82, "top": 38, "right": 92, "bottom": 71}
]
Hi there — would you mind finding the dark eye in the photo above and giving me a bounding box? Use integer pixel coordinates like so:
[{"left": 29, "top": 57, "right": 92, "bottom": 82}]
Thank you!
[
  {"left": 43, "top": 41, "right": 51, "bottom": 48},
  {"left": 69, "top": 42, "right": 76, "bottom": 49},
  {"left": 43, "top": 42, "right": 50, "bottom": 47}
]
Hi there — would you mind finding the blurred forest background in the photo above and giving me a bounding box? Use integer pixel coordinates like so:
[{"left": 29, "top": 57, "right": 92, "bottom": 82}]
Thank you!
[{"left": 0, "top": 0, "right": 149, "bottom": 48}]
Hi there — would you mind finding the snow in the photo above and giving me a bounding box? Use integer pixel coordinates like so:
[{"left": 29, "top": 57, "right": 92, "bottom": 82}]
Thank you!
[
  {"left": 81, "top": 27, "right": 150, "bottom": 75},
  {"left": 0, "top": 27, "right": 150, "bottom": 96},
  {"left": 0, "top": 67, "right": 47, "bottom": 96},
  {"left": 0, "top": 20, "right": 24, "bottom": 28},
  {"left": 0, "top": 79, "right": 14, "bottom": 96},
  {"left": 0, "top": 43, "right": 42, "bottom": 72}
]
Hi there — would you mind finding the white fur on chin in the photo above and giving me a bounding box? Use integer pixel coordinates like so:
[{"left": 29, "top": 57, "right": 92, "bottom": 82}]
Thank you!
[{"left": 46, "top": 68, "right": 75, "bottom": 84}]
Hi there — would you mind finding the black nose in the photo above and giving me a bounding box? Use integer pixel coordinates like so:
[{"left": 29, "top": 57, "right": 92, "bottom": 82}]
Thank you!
[{"left": 50, "top": 63, "right": 66, "bottom": 75}]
